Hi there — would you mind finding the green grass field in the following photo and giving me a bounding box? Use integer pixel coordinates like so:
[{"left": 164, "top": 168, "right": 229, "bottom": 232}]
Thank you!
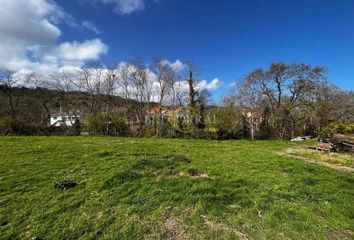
[{"left": 0, "top": 137, "right": 353, "bottom": 239}]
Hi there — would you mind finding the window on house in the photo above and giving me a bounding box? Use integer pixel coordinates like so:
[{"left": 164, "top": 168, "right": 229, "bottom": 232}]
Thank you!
[{"left": 53, "top": 117, "right": 57, "bottom": 120}]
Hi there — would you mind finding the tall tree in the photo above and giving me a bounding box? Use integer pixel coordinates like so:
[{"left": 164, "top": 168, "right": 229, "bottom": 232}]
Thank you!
[
  {"left": 188, "top": 70, "right": 197, "bottom": 109},
  {"left": 0, "top": 70, "right": 28, "bottom": 134},
  {"left": 129, "top": 59, "right": 152, "bottom": 135},
  {"left": 231, "top": 62, "right": 325, "bottom": 139},
  {"left": 26, "top": 72, "right": 56, "bottom": 134}
]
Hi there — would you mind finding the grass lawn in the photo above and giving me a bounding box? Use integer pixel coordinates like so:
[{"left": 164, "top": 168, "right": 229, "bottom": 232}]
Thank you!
[{"left": 0, "top": 137, "right": 353, "bottom": 239}]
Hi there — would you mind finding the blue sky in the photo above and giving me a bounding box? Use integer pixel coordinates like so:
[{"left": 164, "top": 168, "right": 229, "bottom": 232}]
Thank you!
[{"left": 1, "top": 0, "right": 354, "bottom": 101}]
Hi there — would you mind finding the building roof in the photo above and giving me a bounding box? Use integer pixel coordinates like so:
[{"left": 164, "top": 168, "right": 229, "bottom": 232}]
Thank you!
[{"left": 50, "top": 113, "right": 80, "bottom": 117}]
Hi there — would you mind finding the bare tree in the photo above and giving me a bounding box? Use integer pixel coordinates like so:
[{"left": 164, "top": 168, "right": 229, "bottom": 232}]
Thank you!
[
  {"left": 128, "top": 59, "right": 153, "bottom": 135},
  {"left": 117, "top": 62, "right": 132, "bottom": 104},
  {"left": 150, "top": 58, "right": 176, "bottom": 135},
  {"left": 173, "top": 80, "right": 188, "bottom": 107},
  {"left": 232, "top": 62, "right": 326, "bottom": 139},
  {"left": 75, "top": 65, "right": 105, "bottom": 114},
  {"left": 26, "top": 72, "right": 55, "bottom": 133},
  {"left": 51, "top": 70, "right": 82, "bottom": 126},
  {"left": 151, "top": 58, "right": 174, "bottom": 106},
  {"left": 0, "top": 70, "right": 28, "bottom": 134},
  {"left": 102, "top": 65, "right": 119, "bottom": 114}
]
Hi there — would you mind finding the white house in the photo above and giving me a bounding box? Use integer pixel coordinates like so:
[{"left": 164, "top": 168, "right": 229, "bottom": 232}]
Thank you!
[{"left": 50, "top": 114, "right": 80, "bottom": 127}]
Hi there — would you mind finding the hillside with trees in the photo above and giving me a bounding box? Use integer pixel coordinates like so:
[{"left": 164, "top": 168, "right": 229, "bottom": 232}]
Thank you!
[{"left": 0, "top": 61, "right": 353, "bottom": 139}]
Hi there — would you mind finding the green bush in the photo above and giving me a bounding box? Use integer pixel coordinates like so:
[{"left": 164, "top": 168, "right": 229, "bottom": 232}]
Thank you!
[
  {"left": 86, "top": 113, "right": 129, "bottom": 136},
  {"left": 333, "top": 122, "right": 354, "bottom": 134},
  {"left": 206, "top": 108, "right": 245, "bottom": 139},
  {"left": 0, "top": 116, "right": 12, "bottom": 134},
  {"left": 333, "top": 122, "right": 347, "bottom": 134},
  {"left": 319, "top": 122, "right": 354, "bottom": 141}
]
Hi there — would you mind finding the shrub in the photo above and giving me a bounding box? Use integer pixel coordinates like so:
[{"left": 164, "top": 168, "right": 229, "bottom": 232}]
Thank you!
[
  {"left": 0, "top": 116, "right": 11, "bottom": 135},
  {"left": 109, "top": 115, "right": 129, "bottom": 136},
  {"left": 71, "top": 119, "right": 82, "bottom": 136},
  {"left": 319, "top": 126, "right": 333, "bottom": 141},
  {"left": 206, "top": 108, "right": 246, "bottom": 139},
  {"left": 321, "top": 122, "right": 354, "bottom": 139},
  {"left": 333, "top": 122, "right": 347, "bottom": 134},
  {"left": 86, "top": 113, "right": 129, "bottom": 136},
  {"left": 142, "top": 125, "right": 156, "bottom": 137}
]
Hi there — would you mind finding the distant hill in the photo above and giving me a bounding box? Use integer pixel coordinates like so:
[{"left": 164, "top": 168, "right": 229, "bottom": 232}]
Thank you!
[
  {"left": 0, "top": 86, "right": 144, "bottom": 134},
  {"left": 0, "top": 85, "right": 140, "bottom": 116}
]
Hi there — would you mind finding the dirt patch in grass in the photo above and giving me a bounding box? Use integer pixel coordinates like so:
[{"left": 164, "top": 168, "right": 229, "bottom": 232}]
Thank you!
[
  {"left": 163, "top": 217, "right": 180, "bottom": 231},
  {"left": 161, "top": 171, "right": 213, "bottom": 179},
  {"left": 149, "top": 216, "right": 192, "bottom": 240},
  {"left": 201, "top": 215, "right": 250, "bottom": 240},
  {"left": 280, "top": 147, "right": 354, "bottom": 173},
  {"left": 326, "top": 229, "right": 354, "bottom": 239}
]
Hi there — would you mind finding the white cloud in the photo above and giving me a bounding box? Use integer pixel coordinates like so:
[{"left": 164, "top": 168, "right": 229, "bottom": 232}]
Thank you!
[
  {"left": 115, "top": 0, "right": 145, "bottom": 15},
  {"left": 89, "top": 0, "right": 158, "bottom": 15},
  {"left": 0, "top": 0, "right": 107, "bottom": 75},
  {"left": 44, "top": 39, "right": 108, "bottom": 63},
  {"left": 197, "top": 78, "right": 221, "bottom": 91},
  {"left": 207, "top": 78, "right": 221, "bottom": 90},
  {"left": 82, "top": 21, "right": 100, "bottom": 34},
  {"left": 162, "top": 59, "right": 186, "bottom": 72}
]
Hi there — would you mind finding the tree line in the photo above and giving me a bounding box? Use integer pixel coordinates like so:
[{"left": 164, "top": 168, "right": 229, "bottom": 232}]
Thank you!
[{"left": 0, "top": 60, "right": 353, "bottom": 139}]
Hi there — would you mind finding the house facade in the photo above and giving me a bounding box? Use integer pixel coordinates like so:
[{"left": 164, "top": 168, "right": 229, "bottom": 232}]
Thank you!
[{"left": 50, "top": 114, "right": 80, "bottom": 127}]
